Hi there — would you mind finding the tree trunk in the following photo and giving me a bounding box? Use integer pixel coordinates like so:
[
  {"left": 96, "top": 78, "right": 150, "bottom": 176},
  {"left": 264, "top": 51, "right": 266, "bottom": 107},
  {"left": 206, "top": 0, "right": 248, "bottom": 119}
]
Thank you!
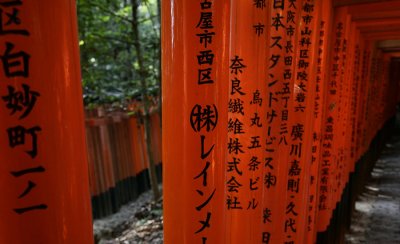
[
  {"left": 157, "top": 0, "right": 162, "bottom": 126},
  {"left": 130, "top": 0, "right": 161, "bottom": 200}
]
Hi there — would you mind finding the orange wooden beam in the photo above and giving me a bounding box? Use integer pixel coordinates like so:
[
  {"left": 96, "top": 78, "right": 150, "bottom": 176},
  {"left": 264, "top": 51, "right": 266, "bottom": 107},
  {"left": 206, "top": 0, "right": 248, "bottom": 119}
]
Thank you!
[
  {"left": 352, "top": 10, "right": 400, "bottom": 20},
  {"left": 341, "top": 0, "right": 400, "bottom": 11},
  {"left": 355, "top": 18, "right": 400, "bottom": 28},
  {"left": 389, "top": 52, "right": 400, "bottom": 57},
  {"left": 362, "top": 32, "right": 400, "bottom": 41}
]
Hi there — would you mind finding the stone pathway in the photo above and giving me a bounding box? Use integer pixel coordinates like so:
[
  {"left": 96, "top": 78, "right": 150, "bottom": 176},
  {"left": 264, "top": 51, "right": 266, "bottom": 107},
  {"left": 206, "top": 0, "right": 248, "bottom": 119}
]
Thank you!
[
  {"left": 346, "top": 139, "right": 400, "bottom": 244},
  {"left": 94, "top": 187, "right": 163, "bottom": 244}
]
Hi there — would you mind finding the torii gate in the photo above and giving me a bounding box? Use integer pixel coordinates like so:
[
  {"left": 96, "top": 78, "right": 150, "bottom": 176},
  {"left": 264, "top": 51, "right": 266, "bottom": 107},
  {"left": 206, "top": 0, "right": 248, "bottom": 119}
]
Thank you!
[
  {"left": 0, "top": 1, "right": 93, "bottom": 243},
  {"left": 162, "top": 0, "right": 400, "bottom": 243}
]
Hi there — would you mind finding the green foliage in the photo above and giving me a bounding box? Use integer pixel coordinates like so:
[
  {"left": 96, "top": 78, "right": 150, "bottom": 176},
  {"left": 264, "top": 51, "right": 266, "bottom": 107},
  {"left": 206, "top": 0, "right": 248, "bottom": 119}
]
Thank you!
[{"left": 77, "top": 0, "right": 160, "bottom": 106}]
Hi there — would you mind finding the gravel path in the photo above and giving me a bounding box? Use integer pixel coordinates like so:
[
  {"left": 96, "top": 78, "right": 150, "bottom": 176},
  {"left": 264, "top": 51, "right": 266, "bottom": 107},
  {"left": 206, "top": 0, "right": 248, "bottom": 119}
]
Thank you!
[
  {"left": 346, "top": 139, "right": 400, "bottom": 244},
  {"left": 94, "top": 188, "right": 163, "bottom": 244}
]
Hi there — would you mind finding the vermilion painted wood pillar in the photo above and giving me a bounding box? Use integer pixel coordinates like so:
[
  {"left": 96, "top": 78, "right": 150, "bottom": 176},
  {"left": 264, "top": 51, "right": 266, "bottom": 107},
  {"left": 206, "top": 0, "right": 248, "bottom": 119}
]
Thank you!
[
  {"left": 162, "top": 0, "right": 230, "bottom": 243},
  {"left": 283, "top": 1, "right": 321, "bottom": 243},
  {"left": 317, "top": 6, "right": 349, "bottom": 233},
  {"left": 265, "top": 1, "right": 303, "bottom": 243},
  {"left": 163, "top": 0, "right": 400, "bottom": 243},
  {"left": 354, "top": 37, "right": 365, "bottom": 162},
  {"left": 357, "top": 40, "right": 374, "bottom": 157},
  {"left": 306, "top": 1, "right": 333, "bottom": 242},
  {"left": 0, "top": 1, "right": 93, "bottom": 243},
  {"left": 226, "top": 2, "right": 268, "bottom": 243},
  {"left": 336, "top": 15, "right": 354, "bottom": 204}
]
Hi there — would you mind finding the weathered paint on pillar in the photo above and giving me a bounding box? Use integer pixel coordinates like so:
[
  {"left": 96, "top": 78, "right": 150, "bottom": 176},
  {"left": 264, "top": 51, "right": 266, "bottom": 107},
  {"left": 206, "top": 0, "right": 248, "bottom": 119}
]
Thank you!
[{"left": 0, "top": 0, "right": 93, "bottom": 243}]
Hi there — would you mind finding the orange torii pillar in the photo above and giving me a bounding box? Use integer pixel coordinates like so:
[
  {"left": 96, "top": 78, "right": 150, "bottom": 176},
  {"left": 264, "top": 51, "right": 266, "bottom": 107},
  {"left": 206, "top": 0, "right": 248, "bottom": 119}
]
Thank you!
[
  {"left": 0, "top": 1, "right": 93, "bottom": 243},
  {"left": 163, "top": 0, "right": 330, "bottom": 243},
  {"left": 162, "top": 0, "right": 230, "bottom": 243},
  {"left": 162, "top": 0, "right": 276, "bottom": 242},
  {"left": 266, "top": 1, "right": 304, "bottom": 243}
]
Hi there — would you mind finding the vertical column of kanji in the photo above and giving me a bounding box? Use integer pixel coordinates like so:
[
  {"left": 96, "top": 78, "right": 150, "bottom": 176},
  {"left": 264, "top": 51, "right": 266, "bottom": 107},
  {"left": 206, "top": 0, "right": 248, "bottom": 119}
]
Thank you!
[
  {"left": 305, "top": 1, "right": 332, "bottom": 242},
  {"left": 378, "top": 53, "right": 389, "bottom": 129},
  {"left": 367, "top": 49, "right": 376, "bottom": 144},
  {"left": 283, "top": 1, "right": 319, "bottom": 243},
  {"left": 358, "top": 41, "right": 372, "bottom": 157},
  {"left": 336, "top": 17, "right": 355, "bottom": 201},
  {"left": 374, "top": 50, "right": 382, "bottom": 135},
  {"left": 162, "top": 0, "right": 230, "bottom": 243},
  {"left": 379, "top": 55, "right": 387, "bottom": 127},
  {"left": 349, "top": 30, "right": 362, "bottom": 173},
  {"left": 354, "top": 37, "right": 366, "bottom": 162},
  {"left": 309, "top": 0, "right": 334, "bottom": 240},
  {"left": 380, "top": 53, "right": 388, "bottom": 126},
  {"left": 262, "top": 1, "right": 302, "bottom": 243},
  {"left": 363, "top": 49, "right": 374, "bottom": 147},
  {"left": 345, "top": 22, "right": 358, "bottom": 189},
  {"left": 317, "top": 7, "right": 348, "bottom": 233},
  {"left": 225, "top": 1, "right": 268, "bottom": 243},
  {"left": 248, "top": 1, "right": 269, "bottom": 243},
  {"left": 372, "top": 50, "right": 381, "bottom": 140},
  {"left": 382, "top": 53, "right": 394, "bottom": 122},
  {"left": 0, "top": 0, "right": 93, "bottom": 243},
  {"left": 367, "top": 48, "right": 378, "bottom": 144},
  {"left": 330, "top": 13, "right": 344, "bottom": 208},
  {"left": 334, "top": 14, "right": 345, "bottom": 205},
  {"left": 364, "top": 42, "right": 374, "bottom": 153},
  {"left": 332, "top": 10, "right": 352, "bottom": 217}
]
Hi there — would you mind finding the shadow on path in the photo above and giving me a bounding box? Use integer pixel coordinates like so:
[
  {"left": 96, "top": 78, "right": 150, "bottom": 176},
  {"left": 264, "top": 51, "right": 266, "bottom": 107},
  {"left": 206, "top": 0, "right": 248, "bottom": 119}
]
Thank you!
[{"left": 346, "top": 125, "right": 400, "bottom": 243}]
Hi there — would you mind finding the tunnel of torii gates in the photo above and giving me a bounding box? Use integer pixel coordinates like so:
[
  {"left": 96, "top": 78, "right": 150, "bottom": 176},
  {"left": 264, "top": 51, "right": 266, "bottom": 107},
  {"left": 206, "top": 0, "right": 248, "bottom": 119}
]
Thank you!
[
  {"left": 162, "top": 0, "right": 400, "bottom": 244},
  {"left": 0, "top": 0, "right": 399, "bottom": 244}
]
